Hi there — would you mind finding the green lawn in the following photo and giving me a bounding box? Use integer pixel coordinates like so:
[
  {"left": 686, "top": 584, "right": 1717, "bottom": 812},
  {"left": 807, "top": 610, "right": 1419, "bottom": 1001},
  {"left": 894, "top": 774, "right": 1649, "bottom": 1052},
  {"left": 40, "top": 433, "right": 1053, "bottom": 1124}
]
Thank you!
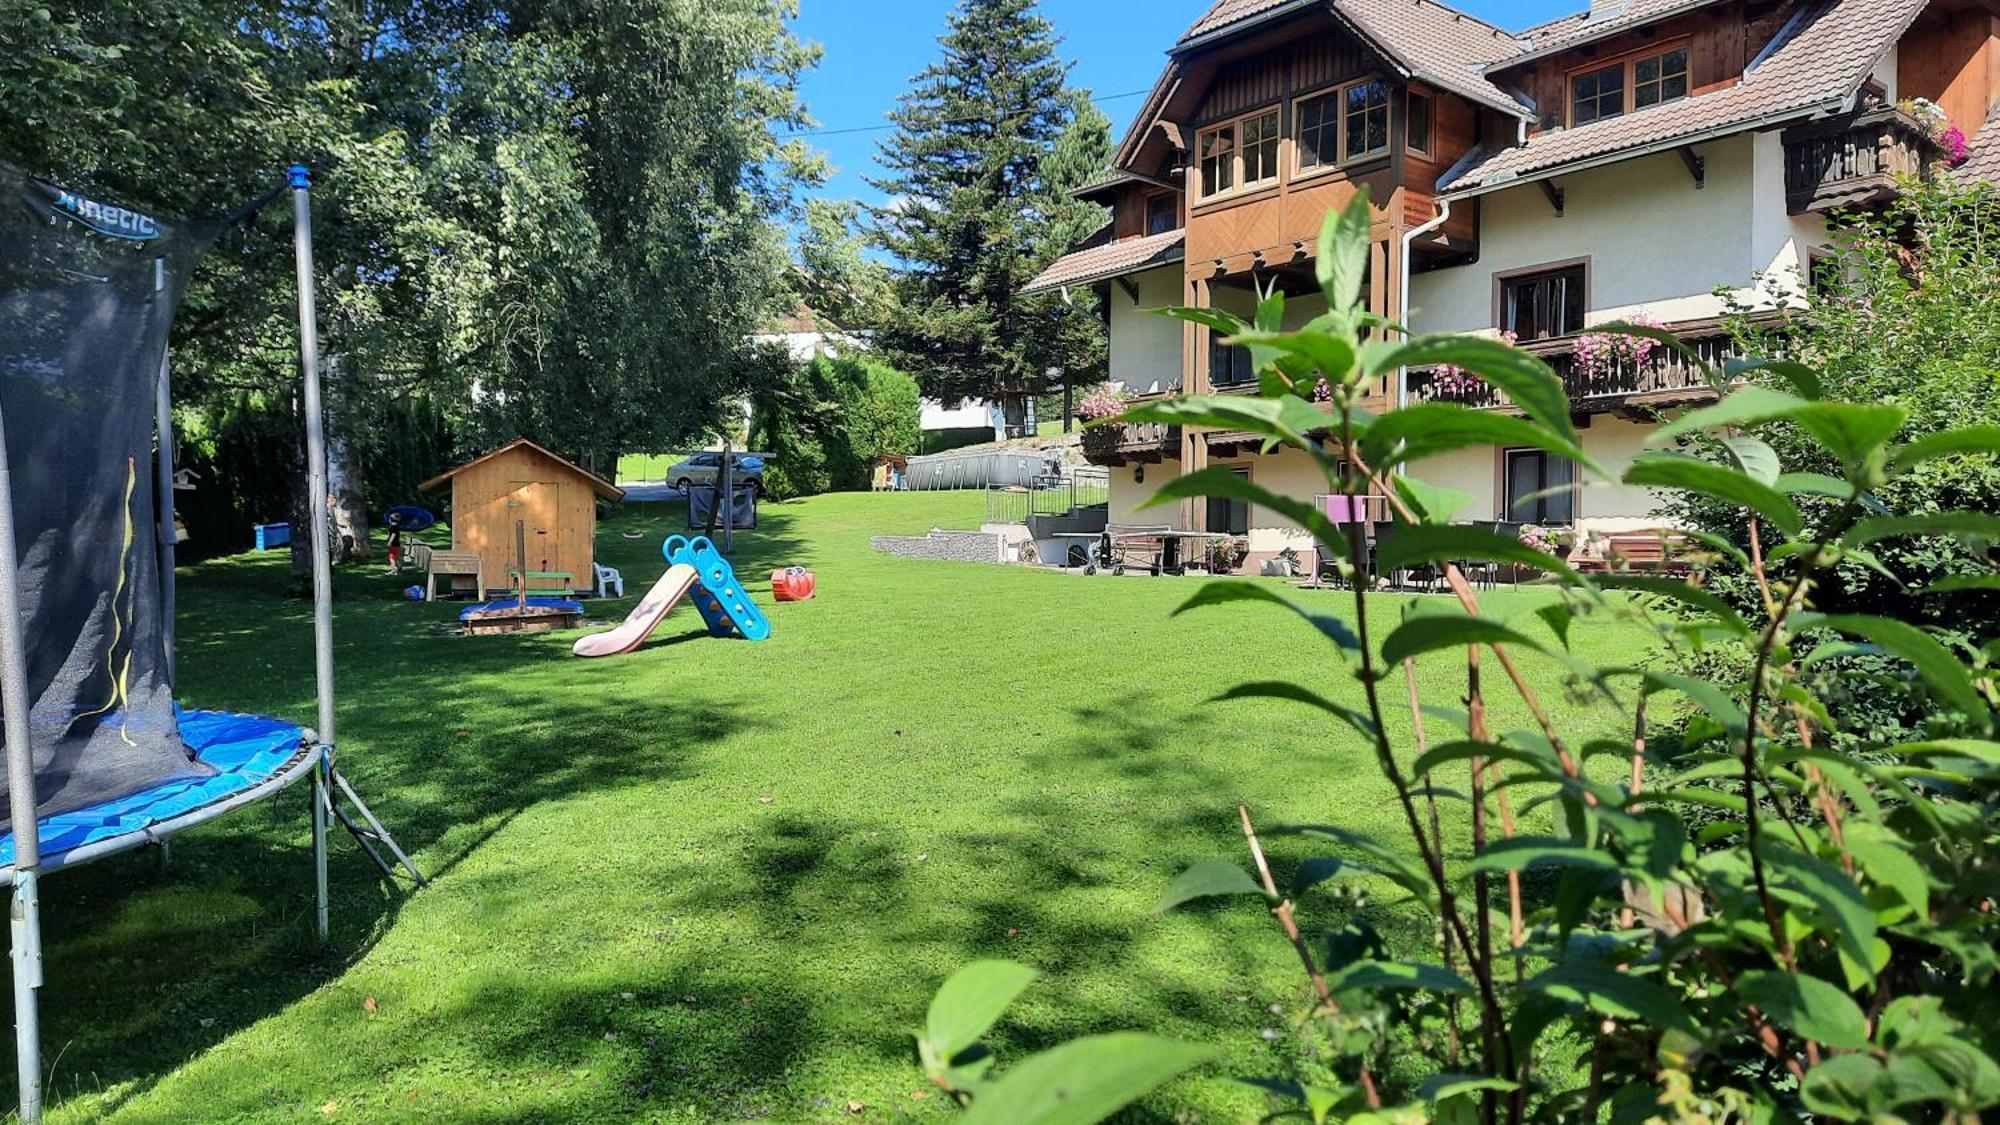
[{"left": 25, "top": 491, "right": 1650, "bottom": 1122}]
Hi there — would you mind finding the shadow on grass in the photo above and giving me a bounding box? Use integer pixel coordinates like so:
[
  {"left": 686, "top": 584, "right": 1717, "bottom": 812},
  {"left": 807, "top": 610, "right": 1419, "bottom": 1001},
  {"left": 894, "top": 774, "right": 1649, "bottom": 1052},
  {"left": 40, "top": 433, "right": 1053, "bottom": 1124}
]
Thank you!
[{"left": 11, "top": 499, "right": 811, "bottom": 1115}]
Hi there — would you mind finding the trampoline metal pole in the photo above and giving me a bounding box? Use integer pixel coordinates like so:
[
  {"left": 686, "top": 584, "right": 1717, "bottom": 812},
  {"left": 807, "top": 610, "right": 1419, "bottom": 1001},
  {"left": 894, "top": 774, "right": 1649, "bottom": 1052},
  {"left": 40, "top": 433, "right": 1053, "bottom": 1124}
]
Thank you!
[
  {"left": 155, "top": 352, "right": 177, "bottom": 687},
  {"left": 0, "top": 399, "right": 46, "bottom": 1123},
  {"left": 291, "top": 165, "right": 334, "bottom": 943}
]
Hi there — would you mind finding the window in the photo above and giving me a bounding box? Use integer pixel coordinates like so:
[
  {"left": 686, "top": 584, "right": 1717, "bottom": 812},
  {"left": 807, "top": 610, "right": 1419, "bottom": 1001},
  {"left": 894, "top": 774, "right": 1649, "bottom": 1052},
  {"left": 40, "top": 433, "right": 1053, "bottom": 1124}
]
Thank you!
[
  {"left": 1298, "top": 79, "right": 1392, "bottom": 173},
  {"left": 1569, "top": 45, "right": 1691, "bottom": 126},
  {"left": 1209, "top": 336, "right": 1256, "bottom": 388},
  {"left": 1298, "top": 92, "right": 1340, "bottom": 170},
  {"left": 1407, "top": 90, "right": 1434, "bottom": 156},
  {"left": 1504, "top": 449, "right": 1575, "bottom": 525},
  {"left": 1199, "top": 126, "right": 1236, "bottom": 196},
  {"left": 1634, "top": 47, "right": 1689, "bottom": 109},
  {"left": 1196, "top": 109, "right": 1280, "bottom": 199},
  {"left": 1208, "top": 467, "right": 1252, "bottom": 535},
  {"left": 1242, "top": 111, "right": 1281, "bottom": 185},
  {"left": 1344, "top": 81, "right": 1391, "bottom": 161},
  {"left": 1145, "top": 192, "right": 1180, "bottom": 235},
  {"left": 1500, "top": 264, "right": 1587, "bottom": 342},
  {"left": 1808, "top": 250, "right": 1842, "bottom": 299},
  {"left": 1571, "top": 63, "right": 1625, "bottom": 125}
]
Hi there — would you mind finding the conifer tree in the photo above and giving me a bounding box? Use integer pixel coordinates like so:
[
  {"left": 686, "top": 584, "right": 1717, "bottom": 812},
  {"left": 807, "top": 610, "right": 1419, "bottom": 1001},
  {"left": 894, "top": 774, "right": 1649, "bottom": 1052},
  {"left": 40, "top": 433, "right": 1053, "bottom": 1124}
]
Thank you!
[{"left": 868, "top": 0, "right": 1108, "bottom": 409}]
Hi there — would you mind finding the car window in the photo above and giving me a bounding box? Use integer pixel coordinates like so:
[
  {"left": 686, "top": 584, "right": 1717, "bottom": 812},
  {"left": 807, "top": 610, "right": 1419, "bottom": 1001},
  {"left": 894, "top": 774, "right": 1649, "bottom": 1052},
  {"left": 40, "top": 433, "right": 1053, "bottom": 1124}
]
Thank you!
[{"left": 691, "top": 454, "right": 718, "bottom": 467}]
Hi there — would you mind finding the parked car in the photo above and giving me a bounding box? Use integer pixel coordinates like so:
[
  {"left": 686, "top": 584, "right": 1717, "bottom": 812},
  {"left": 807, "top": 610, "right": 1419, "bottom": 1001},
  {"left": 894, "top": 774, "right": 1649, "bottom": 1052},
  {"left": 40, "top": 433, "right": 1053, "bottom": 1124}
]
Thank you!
[{"left": 667, "top": 452, "right": 764, "bottom": 495}]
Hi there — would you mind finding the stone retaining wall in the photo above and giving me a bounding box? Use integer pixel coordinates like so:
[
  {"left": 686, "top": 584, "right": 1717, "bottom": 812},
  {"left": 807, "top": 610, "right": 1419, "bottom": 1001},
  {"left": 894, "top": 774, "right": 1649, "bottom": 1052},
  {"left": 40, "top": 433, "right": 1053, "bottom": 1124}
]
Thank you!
[{"left": 869, "top": 528, "right": 1004, "bottom": 564}]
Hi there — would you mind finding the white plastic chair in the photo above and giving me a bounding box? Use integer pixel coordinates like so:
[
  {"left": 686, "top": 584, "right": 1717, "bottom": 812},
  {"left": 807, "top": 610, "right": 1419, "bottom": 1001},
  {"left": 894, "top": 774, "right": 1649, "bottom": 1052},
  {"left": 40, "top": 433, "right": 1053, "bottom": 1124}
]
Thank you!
[{"left": 594, "top": 562, "right": 625, "bottom": 599}]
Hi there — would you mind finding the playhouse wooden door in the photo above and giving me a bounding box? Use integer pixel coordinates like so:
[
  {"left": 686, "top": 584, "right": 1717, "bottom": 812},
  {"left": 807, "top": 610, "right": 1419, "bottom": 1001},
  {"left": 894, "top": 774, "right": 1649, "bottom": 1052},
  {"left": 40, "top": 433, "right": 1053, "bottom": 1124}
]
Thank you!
[{"left": 506, "top": 481, "right": 567, "bottom": 589}]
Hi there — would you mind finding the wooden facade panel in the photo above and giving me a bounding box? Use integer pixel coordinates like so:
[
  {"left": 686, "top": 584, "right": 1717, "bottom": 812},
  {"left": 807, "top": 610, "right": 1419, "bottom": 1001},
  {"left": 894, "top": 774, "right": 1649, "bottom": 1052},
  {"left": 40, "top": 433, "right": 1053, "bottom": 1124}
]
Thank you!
[
  {"left": 1510, "top": 0, "right": 1807, "bottom": 135},
  {"left": 1900, "top": 13, "right": 2000, "bottom": 134},
  {"left": 445, "top": 445, "right": 600, "bottom": 594},
  {"left": 1196, "top": 31, "right": 1367, "bottom": 122}
]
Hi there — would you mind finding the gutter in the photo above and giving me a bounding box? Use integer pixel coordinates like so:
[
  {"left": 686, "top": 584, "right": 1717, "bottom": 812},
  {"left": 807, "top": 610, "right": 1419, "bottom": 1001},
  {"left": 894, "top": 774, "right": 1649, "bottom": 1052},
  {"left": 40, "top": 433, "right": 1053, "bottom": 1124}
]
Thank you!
[
  {"left": 1440, "top": 103, "right": 1837, "bottom": 201},
  {"left": 1486, "top": 0, "right": 1730, "bottom": 76}
]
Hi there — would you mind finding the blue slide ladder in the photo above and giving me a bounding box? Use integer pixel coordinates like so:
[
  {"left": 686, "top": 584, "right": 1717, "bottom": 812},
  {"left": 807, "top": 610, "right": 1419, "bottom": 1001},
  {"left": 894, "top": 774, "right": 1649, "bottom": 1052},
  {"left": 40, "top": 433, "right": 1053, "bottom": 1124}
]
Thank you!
[{"left": 662, "top": 536, "right": 772, "bottom": 642}]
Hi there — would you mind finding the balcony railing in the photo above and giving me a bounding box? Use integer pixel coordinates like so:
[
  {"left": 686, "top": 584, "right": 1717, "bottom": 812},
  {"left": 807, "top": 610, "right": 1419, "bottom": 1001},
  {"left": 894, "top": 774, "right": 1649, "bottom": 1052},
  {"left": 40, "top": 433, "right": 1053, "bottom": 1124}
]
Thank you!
[
  {"left": 1407, "top": 331, "right": 1735, "bottom": 413},
  {"left": 1081, "top": 419, "right": 1181, "bottom": 465},
  {"left": 1782, "top": 107, "right": 1937, "bottom": 216}
]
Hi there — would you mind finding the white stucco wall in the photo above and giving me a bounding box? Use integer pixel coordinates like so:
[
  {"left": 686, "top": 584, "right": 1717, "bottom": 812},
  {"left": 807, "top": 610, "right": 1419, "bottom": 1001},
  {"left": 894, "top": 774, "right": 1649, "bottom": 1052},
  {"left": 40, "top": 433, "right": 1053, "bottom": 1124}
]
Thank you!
[
  {"left": 1107, "top": 266, "right": 1187, "bottom": 396},
  {"left": 1412, "top": 133, "right": 1824, "bottom": 333},
  {"left": 920, "top": 399, "right": 998, "bottom": 433},
  {"left": 1107, "top": 460, "right": 1179, "bottom": 527},
  {"left": 1403, "top": 415, "right": 1670, "bottom": 534}
]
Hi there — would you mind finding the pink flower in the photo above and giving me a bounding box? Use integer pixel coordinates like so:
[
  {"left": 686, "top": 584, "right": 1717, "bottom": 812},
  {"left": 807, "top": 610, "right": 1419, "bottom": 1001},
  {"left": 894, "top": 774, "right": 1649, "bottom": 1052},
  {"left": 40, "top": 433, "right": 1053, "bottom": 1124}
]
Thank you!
[
  {"left": 1573, "top": 312, "right": 1664, "bottom": 377},
  {"left": 1077, "top": 383, "right": 1129, "bottom": 422},
  {"left": 1940, "top": 124, "right": 1970, "bottom": 168}
]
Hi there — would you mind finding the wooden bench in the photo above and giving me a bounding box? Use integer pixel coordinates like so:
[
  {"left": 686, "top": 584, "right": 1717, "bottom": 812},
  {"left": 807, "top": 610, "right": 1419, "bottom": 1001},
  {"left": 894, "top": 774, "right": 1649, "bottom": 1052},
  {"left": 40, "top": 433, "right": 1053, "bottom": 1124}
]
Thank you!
[
  {"left": 419, "top": 547, "right": 485, "bottom": 601},
  {"left": 1578, "top": 531, "right": 1691, "bottom": 575}
]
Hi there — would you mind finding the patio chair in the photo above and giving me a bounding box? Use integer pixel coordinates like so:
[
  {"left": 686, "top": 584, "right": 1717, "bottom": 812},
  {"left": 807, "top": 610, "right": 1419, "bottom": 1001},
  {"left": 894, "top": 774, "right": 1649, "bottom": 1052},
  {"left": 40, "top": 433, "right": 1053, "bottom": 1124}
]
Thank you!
[{"left": 594, "top": 561, "right": 626, "bottom": 598}]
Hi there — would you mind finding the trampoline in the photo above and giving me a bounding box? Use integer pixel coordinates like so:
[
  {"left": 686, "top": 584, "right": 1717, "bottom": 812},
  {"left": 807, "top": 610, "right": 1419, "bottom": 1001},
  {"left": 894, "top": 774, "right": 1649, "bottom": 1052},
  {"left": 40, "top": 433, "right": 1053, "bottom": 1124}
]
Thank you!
[{"left": 0, "top": 164, "right": 422, "bottom": 1123}]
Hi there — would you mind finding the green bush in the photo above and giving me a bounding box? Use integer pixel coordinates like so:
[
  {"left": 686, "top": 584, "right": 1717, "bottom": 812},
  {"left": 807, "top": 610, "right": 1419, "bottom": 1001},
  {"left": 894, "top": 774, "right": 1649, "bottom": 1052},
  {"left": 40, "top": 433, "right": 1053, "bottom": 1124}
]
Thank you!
[
  {"left": 754, "top": 353, "right": 920, "bottom": 499},
  {"left": 913, "top": 192, "right": 2000, "bottom": 1123}
]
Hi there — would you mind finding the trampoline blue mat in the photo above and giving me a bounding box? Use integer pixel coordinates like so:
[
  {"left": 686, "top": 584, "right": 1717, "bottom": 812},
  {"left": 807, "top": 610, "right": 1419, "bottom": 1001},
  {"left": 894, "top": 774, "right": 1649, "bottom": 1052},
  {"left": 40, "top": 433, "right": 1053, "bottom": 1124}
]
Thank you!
[
  {"left": 458, "top": 597, "right": 584, "bottom": 622},
  {"left": 0, "top": 709, "right": 310, "bottom": 867}
]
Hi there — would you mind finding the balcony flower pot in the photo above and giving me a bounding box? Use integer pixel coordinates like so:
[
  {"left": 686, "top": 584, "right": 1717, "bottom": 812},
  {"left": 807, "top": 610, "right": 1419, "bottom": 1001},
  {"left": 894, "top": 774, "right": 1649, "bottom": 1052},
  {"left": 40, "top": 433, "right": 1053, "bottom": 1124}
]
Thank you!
[{"left": 1081, "top": 423, "right": 1126, "bottom": 459}]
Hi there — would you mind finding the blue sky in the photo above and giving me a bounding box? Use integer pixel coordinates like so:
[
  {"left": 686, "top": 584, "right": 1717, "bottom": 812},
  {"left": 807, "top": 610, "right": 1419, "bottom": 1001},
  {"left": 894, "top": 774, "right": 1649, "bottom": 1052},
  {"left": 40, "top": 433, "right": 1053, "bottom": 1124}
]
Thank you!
[{"left": 787, "top": 0, "right": 1580, "bottom": 207}]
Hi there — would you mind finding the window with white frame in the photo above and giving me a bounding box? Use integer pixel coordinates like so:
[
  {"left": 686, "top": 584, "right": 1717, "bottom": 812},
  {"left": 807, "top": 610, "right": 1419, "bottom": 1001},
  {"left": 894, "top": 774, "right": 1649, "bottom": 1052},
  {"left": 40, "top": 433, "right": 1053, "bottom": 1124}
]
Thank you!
[{"left": 1196, "top": 109, "right": 1280, "bottom": 199}]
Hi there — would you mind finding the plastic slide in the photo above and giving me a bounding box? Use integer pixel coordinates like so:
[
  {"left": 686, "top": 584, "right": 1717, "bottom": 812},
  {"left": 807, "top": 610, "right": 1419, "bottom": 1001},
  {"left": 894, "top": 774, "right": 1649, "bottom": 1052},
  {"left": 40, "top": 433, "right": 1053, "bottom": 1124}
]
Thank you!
[
  {"left": 570, "top": 564, "right": 700, "bottom": 658},
  {"left": 664, "top": 536, "right": 772, "bottom": 642}
]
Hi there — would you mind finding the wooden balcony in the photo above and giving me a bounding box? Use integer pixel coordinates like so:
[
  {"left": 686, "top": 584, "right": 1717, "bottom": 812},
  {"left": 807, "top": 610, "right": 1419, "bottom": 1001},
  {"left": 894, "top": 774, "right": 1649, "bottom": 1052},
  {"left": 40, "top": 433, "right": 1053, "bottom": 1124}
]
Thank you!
[
  {"left": 1082, "top": 419, "right": 1182, "bottom": 466},
  {"left": 1406, "top": 330, "right": 1736, "bottom": 416},
  {"left": 1782, "top": 107, "right": 1938, "bottom": 216}
]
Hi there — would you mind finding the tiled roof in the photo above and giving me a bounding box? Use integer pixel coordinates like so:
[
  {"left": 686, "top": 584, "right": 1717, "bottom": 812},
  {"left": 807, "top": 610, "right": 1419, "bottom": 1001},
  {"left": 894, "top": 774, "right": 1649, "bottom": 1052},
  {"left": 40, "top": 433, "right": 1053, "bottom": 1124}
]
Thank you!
[
  {"left": 1021, "top": 229, "right": 1186, "bottom": 295},
  {"left": 1505, "top": 0, "right": 1732, "bottom": 67},
  {"left": 1443, "top": 0, "right": 1927, "bottom": 194},
  {"left": 1958, "top": 107, "right": 2000, "bottom": 186},
  {"left": 1179, "top": 0, "right": 1530, "bottom": 117}
]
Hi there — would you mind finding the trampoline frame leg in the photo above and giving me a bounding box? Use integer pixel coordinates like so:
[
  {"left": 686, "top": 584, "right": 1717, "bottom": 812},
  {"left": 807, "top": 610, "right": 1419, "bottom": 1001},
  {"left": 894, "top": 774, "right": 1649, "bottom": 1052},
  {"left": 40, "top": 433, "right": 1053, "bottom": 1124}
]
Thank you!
[
  {"left": 312, "top": 759, "right": 329, "bottom": 944},
  {"left": 9, "top": 870, "right": 41, "bottom": 1124},
  {"left": 327, "top": 768, "right": 426, "bottom": 886}
]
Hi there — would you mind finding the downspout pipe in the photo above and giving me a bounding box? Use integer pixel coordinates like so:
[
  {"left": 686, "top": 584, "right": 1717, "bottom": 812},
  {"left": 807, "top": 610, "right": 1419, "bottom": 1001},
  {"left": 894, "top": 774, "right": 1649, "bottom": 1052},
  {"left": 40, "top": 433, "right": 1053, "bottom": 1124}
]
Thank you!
[{"left": 1397, "top": 197, "right": 1453, "bottom": 410}]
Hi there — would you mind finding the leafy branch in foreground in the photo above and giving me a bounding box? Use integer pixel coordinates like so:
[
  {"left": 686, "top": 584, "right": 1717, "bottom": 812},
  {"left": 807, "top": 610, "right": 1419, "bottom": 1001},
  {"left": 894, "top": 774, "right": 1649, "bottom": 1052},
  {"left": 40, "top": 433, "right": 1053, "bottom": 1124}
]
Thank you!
[{"left": 914, "top": 188, "right": 2000, "bottom": 1123}]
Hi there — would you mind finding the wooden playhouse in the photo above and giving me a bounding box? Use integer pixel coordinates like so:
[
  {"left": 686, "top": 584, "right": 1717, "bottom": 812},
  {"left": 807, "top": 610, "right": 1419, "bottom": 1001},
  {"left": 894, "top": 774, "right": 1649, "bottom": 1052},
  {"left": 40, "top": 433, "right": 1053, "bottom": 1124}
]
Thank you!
[{"left": 421, "top": 438, "right": 625, "bottom": 597}]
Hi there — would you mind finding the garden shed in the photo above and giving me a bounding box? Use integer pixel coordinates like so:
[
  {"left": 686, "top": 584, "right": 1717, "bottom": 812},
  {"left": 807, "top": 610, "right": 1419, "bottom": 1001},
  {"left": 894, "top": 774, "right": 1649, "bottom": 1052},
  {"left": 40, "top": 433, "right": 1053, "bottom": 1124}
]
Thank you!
[{"left": 421, "top": 438, "right": 624, "bottom": 595}]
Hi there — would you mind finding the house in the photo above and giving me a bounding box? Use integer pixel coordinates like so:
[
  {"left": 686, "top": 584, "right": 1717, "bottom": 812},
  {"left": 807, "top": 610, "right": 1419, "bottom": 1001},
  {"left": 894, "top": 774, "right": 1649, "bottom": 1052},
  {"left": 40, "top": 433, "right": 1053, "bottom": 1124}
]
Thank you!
[
  {"left": 1026, "top": 0, "right": 2000, "bottom": 571},
  {"left": 420, "top": 438, "right": 626, "bottom": 595}
]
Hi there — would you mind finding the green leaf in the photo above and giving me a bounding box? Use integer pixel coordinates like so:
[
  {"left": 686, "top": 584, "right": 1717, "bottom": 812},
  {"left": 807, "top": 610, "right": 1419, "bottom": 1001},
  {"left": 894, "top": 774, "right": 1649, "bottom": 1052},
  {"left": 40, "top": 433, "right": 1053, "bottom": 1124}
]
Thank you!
[
  {"left": 1773, "top": 471, "right": 1854, "bottom": 500},
  {"left": 1381, "top": 613, "right": 1543, "bottom": 666},
  {"left": 961, "top": 1033, "right": 1217, "bottom": 1125},
  {"left": 1124, "top": 395, "right": 1319, "bottom": 451},
  {"left": 1155, "top": 860, "right": 1264, "bottom": 913},
  {"left": 1412, "top": 740, "right": 1563, "bottom": 781},
  {"left": 1143, "top": 468, "right": 1350, "bottom": 555},
  {"left": 1152, "top": 306, "right": 1248, "bottom": 336},
  {"left": 1722, "top": 434, "right": 1780, "bottom": 485},
  {"left": 1328, "top": 959, "right": 1474, "bottom": 995},
  {"left": 1292, "top": 856, "right": 1379, "bottom": 895},
  {"left": 1374, "top": 335, "right": 1575, "bottom": 442},
  {"left": 1228, "top": 329, "right": 1358, "bottom": 384},
  {"left": 1846, "top": 836, "right": 1930, "bottom": 919},
  {"left": 1361, "top": 403, "right": 1600, "bottom": 476},
  {"left": 1800, "top": 1054, "right": 1885, "bottom": 1118},
  {"left": 1173, "top": 582, "right": 1360, "bottom": 651},
  {"left": 1419, "top": 1075, "right": 1519, "bottom": 1107},
  {"left": 1211, "top": 682, "right": 1380, "bottom": 741},
  {"left": 1392, "top": 474, "right": 1475, "bottom": 525},
  {"left": 1726, "top": 357, "right": 1823, "bottom": 399},
  {"left": 1922, "top": 575, "right": 2000, "bottom": 595},
  {"left": 1523, "top": 960, "right": 1695, "bottom": 1032},
  {"left": 1318, "top": 192, "right": 1372, "bottom": 312},
  {"left": 1890, "top": 424, "right": 2000, "bottom": 475},
  {"left": 1652, "top": 385, "right": 1812, "bottom": 443},
  {"left": 1465, "top": 837, "right": 1617, "bottom": 876},
  {"left": 1791, "top": 612, "right": 1986, "bottom": 722},
  {"left": 1757, "top": 840, "right": 1878, "bottom": 975},
  {"left": 1641, "top": 672, "right": 1748, "bottom": 737},
  {"left": 1879, "top": 739, "right": 2000, "bottom": 766},
  {"left": 925, "top": 961, "right": 1039, "bottom": 1063},
  {"left": 1844, "top": 511, "right": 2000, "bottom": 548},
  {"left": 1624, "top": 454, "right": 1803, "bottom": 537},
  {"left": 1254, "top": 289, "right": 1286, "bottom": 333},
  {"left": 1734, "top": 970, "right": 1871, "bottom": 1049},
  {"left": 1594, "top": 575, "right": 1750, "bottom": 635},
  {"left": 1375, "top": 525, "right": 1579, "bottom": 583}
]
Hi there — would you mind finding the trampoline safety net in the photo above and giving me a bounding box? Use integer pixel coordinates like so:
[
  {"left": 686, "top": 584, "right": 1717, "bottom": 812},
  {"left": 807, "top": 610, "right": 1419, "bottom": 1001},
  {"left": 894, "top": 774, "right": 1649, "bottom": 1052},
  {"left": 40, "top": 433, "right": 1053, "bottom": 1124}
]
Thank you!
[{"left": 0, "top": 165, "right": 223, "bottom": 833}]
